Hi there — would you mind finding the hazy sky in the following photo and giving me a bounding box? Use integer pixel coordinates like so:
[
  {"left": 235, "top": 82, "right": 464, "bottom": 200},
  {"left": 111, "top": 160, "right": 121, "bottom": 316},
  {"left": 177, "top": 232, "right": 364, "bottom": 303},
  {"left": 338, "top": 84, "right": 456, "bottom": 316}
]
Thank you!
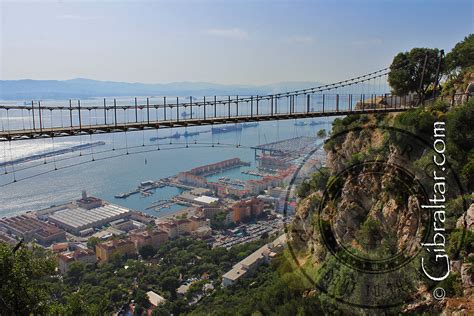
[{"left": 1, "top": 0, "right": 472, "bottom": 85}]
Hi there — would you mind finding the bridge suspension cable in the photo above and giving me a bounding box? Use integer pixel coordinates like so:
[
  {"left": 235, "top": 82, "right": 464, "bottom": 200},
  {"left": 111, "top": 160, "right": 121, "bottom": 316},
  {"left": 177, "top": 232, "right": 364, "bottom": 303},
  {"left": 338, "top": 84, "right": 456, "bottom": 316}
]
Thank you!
[{"left": 0, "top": 60, "right": 418, "bottom": 142}]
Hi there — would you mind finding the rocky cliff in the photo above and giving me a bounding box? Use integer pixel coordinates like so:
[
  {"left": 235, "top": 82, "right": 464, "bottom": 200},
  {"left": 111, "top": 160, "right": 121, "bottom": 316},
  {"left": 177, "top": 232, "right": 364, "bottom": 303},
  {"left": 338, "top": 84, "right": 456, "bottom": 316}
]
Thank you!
[{"left": 290, "top": 108, "right": 473, "bottom": 313}]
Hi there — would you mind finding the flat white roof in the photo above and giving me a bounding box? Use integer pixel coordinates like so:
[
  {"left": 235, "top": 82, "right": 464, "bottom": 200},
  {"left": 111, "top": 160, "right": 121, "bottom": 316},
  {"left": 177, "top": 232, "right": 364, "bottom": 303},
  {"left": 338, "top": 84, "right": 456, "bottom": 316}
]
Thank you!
[
  {"left": 147, "top": 291, "right": 166, "bottom": 306},
  {"left": 223, "top": 265, "right": 247, "bottom": 281},
  {"left": 222, "top": 234, "right": 287, "bottom": 282},
  {"left": 49, "top": 204, "right": 130, "bottom": 230},
  {"left": 194, "top": 195, "right": 219, "bottom": 204}
]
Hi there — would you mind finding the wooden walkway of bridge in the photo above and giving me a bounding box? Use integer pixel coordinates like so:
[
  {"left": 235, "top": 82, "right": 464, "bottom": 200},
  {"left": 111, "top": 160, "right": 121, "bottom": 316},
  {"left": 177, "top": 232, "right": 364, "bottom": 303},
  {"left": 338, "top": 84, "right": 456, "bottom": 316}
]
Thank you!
[{"left": 0, "top": 106, "right": 410, "bottom": 141}]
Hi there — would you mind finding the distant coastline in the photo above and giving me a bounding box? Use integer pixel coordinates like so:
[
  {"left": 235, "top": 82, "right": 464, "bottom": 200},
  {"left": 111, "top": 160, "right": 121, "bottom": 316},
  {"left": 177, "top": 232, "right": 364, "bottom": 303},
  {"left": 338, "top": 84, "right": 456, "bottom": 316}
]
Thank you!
[{"left": 0, "top": 78, "right": 381, "bottom": 100}]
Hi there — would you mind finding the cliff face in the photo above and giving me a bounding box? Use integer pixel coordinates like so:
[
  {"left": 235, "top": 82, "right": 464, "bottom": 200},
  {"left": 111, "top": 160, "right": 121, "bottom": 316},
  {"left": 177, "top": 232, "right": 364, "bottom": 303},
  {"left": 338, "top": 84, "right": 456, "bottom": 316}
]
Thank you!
[
  {"left": 293, "top": 122, "right": 424, "bottom": 263},
  {"left": 290, "top": 109, "right": 473, "bottom": 313}
]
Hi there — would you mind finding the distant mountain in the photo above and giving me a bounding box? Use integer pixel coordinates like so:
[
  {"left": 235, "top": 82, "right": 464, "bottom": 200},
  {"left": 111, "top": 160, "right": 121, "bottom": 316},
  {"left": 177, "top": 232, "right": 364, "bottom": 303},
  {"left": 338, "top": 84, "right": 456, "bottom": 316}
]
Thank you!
[{"left": 0, "top": 78, "right": 326, "bottom": 100}]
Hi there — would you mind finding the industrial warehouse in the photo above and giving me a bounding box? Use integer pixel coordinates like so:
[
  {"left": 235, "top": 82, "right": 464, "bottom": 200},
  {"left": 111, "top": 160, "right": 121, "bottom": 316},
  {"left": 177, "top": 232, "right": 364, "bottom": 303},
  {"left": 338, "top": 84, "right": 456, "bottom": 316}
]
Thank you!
[
  {"left": 48, "top": 203, "right": 131, "bottom": 235},
  {"left": 43, "top": 192, "right": 132, "bottom": 235}
]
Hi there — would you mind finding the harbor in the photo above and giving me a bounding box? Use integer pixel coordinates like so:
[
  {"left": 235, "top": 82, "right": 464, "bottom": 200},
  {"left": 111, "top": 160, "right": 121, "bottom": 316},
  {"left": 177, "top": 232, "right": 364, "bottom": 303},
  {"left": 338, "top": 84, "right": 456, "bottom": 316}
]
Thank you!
[
  {"left": 114, "top": 157, "right": 251, "bottom": 200},
  {"left": 145, "top": 199, "right": 174, "bottom": 211},
  {"left": 109, "top": 135, "right": 325, "bottom": 221}
]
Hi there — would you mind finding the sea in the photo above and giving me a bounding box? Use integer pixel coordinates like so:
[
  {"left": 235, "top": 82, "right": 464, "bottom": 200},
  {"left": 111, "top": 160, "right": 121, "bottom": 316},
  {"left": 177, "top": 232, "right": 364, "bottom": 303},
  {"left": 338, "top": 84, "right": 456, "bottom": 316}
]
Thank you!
[{"left": 0, "top": 96, "right": 341, "bottom": 218}]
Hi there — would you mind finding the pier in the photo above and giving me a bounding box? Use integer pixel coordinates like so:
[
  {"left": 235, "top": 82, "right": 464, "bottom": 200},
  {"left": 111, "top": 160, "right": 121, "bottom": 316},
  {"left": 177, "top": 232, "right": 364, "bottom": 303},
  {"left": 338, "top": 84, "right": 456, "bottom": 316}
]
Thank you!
[
  {"left": 189, "top": 158, "right": 250, "bottom": 177},
  {"left": 251, "top": 136, "right": 318, "bottom": 158}
]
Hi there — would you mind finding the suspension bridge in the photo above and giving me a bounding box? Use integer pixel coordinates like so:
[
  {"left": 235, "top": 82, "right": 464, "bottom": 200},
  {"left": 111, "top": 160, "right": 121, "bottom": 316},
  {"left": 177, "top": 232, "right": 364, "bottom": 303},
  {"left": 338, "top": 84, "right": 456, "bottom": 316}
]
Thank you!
[{"left": 0, "top": 62, "right": 421, "bottom": 142}]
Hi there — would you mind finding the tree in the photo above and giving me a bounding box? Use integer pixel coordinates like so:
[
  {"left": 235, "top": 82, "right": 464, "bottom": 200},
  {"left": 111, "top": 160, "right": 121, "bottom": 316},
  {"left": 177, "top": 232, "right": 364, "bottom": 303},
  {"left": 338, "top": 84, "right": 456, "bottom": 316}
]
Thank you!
[
  {"left": 309, "top": 167, "right": 331, "bottom": 192},
  {"left": 0, "top": 243, "right": 56, "bottom": 314},
  {"left": 317, "top": 129, "right": 327, "bottom": 138},
  {"left": 66, "top": 261, "right": 85, "bottom": 285},
  {"left": 388, "top": 48, "right": 442, "bottom": 103},
  {"left": 161, "top": 276, "right": 179, "bottom": 298},
  {"left": 135, "top": 288, "right": 151, "bottom": 307},
  {"left": 87, "top": 236, "right": 100, "bottom": 250},
  {"left": 297, "top": 180, "right": 311, "bottom": 198},
  {"left": 446, "top": 100, "right": 474, "bottom": 191},
  {"left": 211, "top": 211, "right": 229, "bottom": 230},
  {"left": 443, "top": 34, "right": 474, "bottom": 95},
  {"left": 139, "top": 244, "right": 157, "bottom": 260},
  {"left": 445, "top": 34, "right": 474, "bottom": 74},
  {"left": 62, "top": 291, "right": 104, "bottom": 316},
  {"left": 356, "top": 217, "right": 382, "bottom": 251}
]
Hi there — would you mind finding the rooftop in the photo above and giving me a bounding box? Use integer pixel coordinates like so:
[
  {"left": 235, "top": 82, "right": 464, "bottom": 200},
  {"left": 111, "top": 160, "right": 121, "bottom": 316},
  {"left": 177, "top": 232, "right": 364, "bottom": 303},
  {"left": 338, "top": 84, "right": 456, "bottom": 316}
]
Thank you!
[
  {"left": 0, "top": 215, "right": 64, "bottom": 239},
  {"left": 49, "top": 203, "right": 130, "bottom": 230},
  {"left": 194, "top": 195, "right": 219, "bottom": 205},
  {"left": 97, "top": 238, "right": 134, "bottom": 250},
  {"left": 222, "top": 265, "right": 247, "bottom": 282},
  {"left": 222, "top": 234, "right": 287, "bottom": 283},
  {"left": 146, "top": 291, "right": 166, "bottom": 307}
]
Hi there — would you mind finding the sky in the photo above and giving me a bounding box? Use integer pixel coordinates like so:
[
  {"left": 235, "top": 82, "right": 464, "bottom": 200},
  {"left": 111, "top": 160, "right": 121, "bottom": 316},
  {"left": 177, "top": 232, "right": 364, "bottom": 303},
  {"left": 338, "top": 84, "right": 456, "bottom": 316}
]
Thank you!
[{"left": 1, "top": 0, "right": 473, "bottom": 85}]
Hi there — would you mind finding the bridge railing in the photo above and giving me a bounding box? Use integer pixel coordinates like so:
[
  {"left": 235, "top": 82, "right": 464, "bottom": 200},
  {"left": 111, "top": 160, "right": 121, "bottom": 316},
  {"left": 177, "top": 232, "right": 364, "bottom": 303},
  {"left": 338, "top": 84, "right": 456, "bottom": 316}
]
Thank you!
[{"left": 0, "top": 93, "right": 420, "bottom": 140}]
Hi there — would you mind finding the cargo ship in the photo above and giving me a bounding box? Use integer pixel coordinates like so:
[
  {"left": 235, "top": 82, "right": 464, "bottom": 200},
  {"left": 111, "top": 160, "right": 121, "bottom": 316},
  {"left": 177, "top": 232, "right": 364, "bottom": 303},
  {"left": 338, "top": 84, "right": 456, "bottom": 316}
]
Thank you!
[
  {"left": 149, "top": 130, "right": 203, "bottom": 142},
  {"left": 294, "top": 121, "right": 307, "bottom": 126},
  {"left": 211, "top": 124, "right": 243, "bottom": 134}
]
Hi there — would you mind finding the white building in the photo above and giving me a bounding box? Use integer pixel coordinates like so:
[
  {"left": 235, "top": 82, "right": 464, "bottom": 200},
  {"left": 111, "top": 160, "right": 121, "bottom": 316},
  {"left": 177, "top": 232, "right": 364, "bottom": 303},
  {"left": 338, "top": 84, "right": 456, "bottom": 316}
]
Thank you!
[
  {"left": 222, "top": 234, "right": 287, "bottom": 287},
  {"left": 146, "top": 291, "right": 166, "bottom": 307}
]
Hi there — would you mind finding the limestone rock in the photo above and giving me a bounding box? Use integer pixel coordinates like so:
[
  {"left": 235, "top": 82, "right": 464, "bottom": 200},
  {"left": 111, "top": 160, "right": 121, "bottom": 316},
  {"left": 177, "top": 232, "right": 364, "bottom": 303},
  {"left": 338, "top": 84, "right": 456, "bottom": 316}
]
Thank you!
[{"left": 457, "top": 204, "right": 474, "bottom": 230}]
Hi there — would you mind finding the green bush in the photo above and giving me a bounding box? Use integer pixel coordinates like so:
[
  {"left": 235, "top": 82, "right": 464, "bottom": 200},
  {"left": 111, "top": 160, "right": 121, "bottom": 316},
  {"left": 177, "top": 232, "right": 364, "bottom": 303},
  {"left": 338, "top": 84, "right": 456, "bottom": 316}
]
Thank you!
[{"left": 437, "top": 273, "right": 463, "bottom": 297}]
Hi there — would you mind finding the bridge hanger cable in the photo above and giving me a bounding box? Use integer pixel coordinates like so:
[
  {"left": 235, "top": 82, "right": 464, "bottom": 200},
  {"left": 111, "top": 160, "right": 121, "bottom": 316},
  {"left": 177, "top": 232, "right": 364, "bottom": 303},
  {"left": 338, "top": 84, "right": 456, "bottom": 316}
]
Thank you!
[
  {"left": 8, "top": 141, "right": 16, "bottom": 182},
  {"left": 211, "top": 126, "right": 215, "bottom": 148},
  {"left": 21, "top": 108, "right": 25, "bottom": 130},
  {"left": 90, "top": 134, "right": 95, "bottom": 162},
  {"left": 50, "top": 110, "right": 58, "bottom": 170},
  {"left": 2, "top": 142, "right": 7, "bottom": 174},
  {"left": 51, "top": 136, "right": 57, "bottom": 170},
  {"left": 185, "top": 125, "right": 189, "bottom": 148},
  {"left": 124, "top": 109, "right": 129, "bottom": 155},
  {"left": 6, "top": 109, "right": 10, "bottom": 131}
]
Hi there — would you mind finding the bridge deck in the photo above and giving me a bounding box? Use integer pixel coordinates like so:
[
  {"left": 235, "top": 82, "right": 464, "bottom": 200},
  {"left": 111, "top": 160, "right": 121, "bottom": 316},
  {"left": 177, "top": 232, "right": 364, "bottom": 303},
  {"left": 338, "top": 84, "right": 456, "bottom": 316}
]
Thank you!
[{"left": 0, "top": 107, "right": 410, "bottom": 141}]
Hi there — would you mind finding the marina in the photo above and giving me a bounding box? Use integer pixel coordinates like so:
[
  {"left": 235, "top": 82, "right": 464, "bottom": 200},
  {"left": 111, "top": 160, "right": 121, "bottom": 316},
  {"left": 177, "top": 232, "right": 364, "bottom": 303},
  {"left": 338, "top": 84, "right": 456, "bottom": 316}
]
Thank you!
[
  {"left": 145, "top": 199, "right": 175, "bottom": 211},
  {"left": 241, "top": 169, "right": 275, "bottom": 177},
  {"left": 114, "top": 158, "right": 251, "bottom": 200},
  {"left": 217, "top": 177, "right": 246, "bottom": 187}
]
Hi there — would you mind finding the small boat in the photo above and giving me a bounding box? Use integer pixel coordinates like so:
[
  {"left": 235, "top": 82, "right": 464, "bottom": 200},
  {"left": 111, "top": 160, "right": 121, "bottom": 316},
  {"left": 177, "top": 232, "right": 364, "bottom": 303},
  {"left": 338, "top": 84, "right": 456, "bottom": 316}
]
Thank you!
[
  {"left": 243, "top": 122, "right": 259, "bottom": 128},
  {"left": 294, "top": 121, "right": 306, "bottom": 126},
  {"left": 115, "top": 193, "right": 129, "bottom": 199},
  {"left": 181, "top": 111, "right": 196, "bottom": 118},
  {"left": 212, "top": 124, "right": 243, "bottom": 134},
  {"left": 183, "top": 130, "right": 200, "bottom": 137}
]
